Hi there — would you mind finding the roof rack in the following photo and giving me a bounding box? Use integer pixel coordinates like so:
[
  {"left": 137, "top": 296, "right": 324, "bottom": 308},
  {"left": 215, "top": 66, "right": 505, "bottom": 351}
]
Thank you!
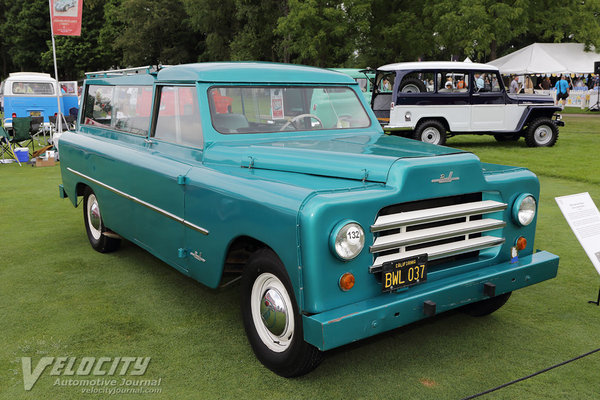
[{"left": 84, "top": 65, "right": 169, "bottom": 79}]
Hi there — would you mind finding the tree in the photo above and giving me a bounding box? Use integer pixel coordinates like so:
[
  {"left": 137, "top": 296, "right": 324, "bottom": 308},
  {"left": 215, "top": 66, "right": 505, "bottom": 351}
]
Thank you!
[
  {"left": 275, "top": 0, "right": 356, "bottom": 67},
  {"left": 183, "top": 0, "right": 237, "bottom": 61},
  {"left": 525, "top": 0, "right": 600, "bottom": 51},
  {"left": 3, "top": 0, "right": 52, "bottom": 74},
  {"left": 229, "top": 0, "right": 287, "bottom": 61},
  {"left": 106, "top": 0, "right": 199, "bottom": 66},
  {"left": 426, "top": 0, "right": 528, "bottom": 62},
  {"left": 353, "top": 0, "right": 433, "bottom": 68}
]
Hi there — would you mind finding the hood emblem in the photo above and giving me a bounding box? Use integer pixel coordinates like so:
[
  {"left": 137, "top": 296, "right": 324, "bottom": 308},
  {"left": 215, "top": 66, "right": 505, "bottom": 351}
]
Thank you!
[{"left": 431, "top": 171, "right": 460, "bottom": 183}]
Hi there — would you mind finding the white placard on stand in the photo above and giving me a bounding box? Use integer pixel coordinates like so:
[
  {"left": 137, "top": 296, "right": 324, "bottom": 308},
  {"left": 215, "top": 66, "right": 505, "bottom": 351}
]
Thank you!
[
  {"left": 556, "top": 192, "right": 600, "bottom": 274},
  {"left": 556, "top": 192, "right": 600, "bottom": 304}
]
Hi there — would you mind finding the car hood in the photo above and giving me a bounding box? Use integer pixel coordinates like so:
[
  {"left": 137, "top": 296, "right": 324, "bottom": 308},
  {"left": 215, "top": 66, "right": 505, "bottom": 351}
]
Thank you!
[
  {"left": 507, "top": 93, "right": 554, "bottom": 104},
  {"left": 204, "top": 133, "right": 468, "bottom": 183}
]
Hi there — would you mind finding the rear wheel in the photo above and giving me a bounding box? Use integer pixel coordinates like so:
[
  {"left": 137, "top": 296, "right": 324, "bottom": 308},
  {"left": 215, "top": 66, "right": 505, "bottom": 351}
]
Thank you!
[
  {"left": 414, "top": 120, "right": 447, "bottom": 145},
  {"left": 83, "top": 187, "right": 121, "bottom": 253},
  {"left": 525, "top": 118, "right": 558, "bottom": 147},
  {"left": 463, "top": 292, "right": 512, "bottom": 317},
  {"left": 241, "top": 249, "right": 322, "bottom": 377}
]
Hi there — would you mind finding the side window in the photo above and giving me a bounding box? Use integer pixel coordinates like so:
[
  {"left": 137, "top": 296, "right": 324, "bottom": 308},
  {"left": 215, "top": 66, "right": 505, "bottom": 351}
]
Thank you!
[
  {"left": 153, "top": 86, "right": 202, "bottom": 148},
  {"left": 437, "top": 72, "right": 469, "bottom": 93},
  {"left": 113, "top": 86, "right": 153, "bottom": 135},
  {"left": 473, "top": 71, "right": 501, "bottom": 93},
  {"left": 355, "top": 78, "right": 367, "bottom": 92},
  {"left": 377, "top": 72, "right": 395, "bottom": 92},
  {"left": 82, "top": 85, "right": 152, "bottom": 135},
  {"left": 83, "top": 85, "right": 114, "bottom": 127}
]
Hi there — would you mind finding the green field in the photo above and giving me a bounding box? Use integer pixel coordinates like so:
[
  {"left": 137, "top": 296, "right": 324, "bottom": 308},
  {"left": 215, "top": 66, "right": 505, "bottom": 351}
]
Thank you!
[{"left": 1, "top": 115, "right": 599, "bottom": 399}]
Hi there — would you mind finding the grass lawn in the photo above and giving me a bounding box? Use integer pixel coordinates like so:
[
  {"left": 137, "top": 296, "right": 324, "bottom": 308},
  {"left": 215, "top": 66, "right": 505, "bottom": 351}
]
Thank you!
[{"left": 1, "top": 115, "right": 599, "bottom": 399}]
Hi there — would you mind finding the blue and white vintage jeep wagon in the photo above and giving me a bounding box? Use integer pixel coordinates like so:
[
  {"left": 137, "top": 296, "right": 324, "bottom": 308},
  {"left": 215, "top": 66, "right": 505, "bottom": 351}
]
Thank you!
[{"left": 59, "top": 63, "right": 559, "bottom": 377}]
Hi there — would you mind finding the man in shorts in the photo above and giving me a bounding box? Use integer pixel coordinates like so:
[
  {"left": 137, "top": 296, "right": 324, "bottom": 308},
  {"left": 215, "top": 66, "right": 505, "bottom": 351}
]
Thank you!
[{"left": 555, "top": 74, "right": 570, "bottom": 109}]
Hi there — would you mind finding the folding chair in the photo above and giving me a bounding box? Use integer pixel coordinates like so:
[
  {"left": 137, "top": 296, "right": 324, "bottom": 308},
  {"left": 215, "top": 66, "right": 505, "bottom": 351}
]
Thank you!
[
  {"left": 0, "top": 125, "right": 19, "bottom": 164},
  {"left": 11, "top": 116, "right": 35, "bottom": 155},
  {"left": 1, "top": 126, "right": 13, "bottom": 158},
  {"left": 30, "top": 116, "right": 46, "bottom": 145}
]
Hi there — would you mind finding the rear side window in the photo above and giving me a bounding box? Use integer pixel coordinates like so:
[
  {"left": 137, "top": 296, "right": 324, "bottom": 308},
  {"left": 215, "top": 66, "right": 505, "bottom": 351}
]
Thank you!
[
  {"left": 82, "top": 85, "right": 152, "bottom": 135},
  {"left": 436, "top": 71, "right": 469, "bottom": 93},
  {"left": 11, "top": 82, "right": 54, "bottom": 95},
  {"left": 153, "top": 86, "right": 203, "bottom": 148},
  {"left": 472, "top": 71, "right": 502, "bottom": 93}
]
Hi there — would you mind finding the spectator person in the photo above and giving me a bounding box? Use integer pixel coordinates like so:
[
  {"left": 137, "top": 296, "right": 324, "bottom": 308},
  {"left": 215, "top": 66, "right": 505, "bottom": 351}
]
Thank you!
[
  {"left": 555, "top": 74, "right": 570, "bottom": 109},
  {"left": 381, "top": 78, "right": 391, "bottom": 91},
  {"left": 509, "top": 76, "right": 520, "bottom": 93},
  {"left": 474, "top": 73, "right": 484, "bottom": 90},
  {"left": 538, "top": 76, "right": 551, "bottom": 90}
]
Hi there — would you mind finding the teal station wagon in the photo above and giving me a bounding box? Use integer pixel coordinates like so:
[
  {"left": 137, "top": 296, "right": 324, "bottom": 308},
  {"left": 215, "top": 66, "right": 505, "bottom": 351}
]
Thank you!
[{"left": 59, "top": 63, "right": 559, "bottom": 377}]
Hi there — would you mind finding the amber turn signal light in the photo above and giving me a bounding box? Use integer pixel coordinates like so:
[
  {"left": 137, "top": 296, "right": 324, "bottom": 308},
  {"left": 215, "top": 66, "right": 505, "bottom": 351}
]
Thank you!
[
  {"left": 339, "top": 272, "right": 355, "bottom": 291},
  {"left": 516, "top": 236, "right": 527, "bottom": 251}
]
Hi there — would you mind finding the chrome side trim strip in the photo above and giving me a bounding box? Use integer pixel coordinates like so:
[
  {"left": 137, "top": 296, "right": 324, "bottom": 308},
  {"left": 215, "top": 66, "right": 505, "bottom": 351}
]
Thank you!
[{"left": 68, "top": 167, "right": 209, "bottom": 235}]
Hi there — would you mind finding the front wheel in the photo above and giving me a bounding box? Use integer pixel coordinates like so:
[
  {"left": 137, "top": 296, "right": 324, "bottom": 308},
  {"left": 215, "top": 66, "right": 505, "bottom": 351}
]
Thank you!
[
  {"left": 414, "top": 120, "right": 447, "bottom": 145},
  {"left": 83, "top": 187, "right": 121, "bottom": 253},
  {"left": 525, "top": 118, "right": 558, "bottom": 147},
  {"left": 241, "top": 249, "right": 322, "bottom": 377}
]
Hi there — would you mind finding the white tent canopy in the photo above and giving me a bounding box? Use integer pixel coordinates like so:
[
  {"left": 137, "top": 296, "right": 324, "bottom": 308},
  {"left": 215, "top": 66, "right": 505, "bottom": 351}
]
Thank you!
[{"left": 488, "top": 43, "right": 600, "bottom": 75}]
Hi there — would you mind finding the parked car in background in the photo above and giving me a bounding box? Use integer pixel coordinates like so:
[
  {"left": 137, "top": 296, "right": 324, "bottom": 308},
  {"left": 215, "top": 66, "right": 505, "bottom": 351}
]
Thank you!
[
  {"left": 330, "top": 68, "right": 375, "bottom": 103},
  {"left": 371, "top": 61, "right": 564, "bottom": 147},
  {"left": 0, "top": 72, "right": 78, "bottom": 132},
  {"left": 59, "top": 62, "right": 559, "bottom": 377}
]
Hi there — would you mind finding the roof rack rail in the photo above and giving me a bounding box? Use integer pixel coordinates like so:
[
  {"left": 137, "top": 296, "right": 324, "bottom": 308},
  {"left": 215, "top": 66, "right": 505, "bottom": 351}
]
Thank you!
[{"left": 84, "top": 65, "right": 169, "bottom": 78}]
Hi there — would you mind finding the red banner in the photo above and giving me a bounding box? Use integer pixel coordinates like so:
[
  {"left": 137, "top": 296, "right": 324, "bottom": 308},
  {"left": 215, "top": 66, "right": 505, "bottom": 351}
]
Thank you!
[{"left": 50, "top": 0, "right": 83, "bottom": 36}]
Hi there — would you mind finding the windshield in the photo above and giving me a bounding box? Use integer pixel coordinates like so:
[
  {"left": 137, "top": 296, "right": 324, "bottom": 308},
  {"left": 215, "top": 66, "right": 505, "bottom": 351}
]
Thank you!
[{"left": 209, "top": 86, "right": 370, "bottom": 134}]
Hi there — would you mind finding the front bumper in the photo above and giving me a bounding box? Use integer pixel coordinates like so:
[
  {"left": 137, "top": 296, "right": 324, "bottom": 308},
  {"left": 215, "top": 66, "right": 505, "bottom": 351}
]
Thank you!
[{"left": 303, "top": 250, "right": 559, "bottom": 351}]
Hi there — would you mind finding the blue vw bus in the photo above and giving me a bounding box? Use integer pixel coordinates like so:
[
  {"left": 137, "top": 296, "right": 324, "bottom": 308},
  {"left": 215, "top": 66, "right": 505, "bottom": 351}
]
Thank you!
[
  {"left": 1, "top": 72, "right": 78, "bottom": 131},
  {"left": 58, "top": 63, "right": 559, "bottom": 377}
]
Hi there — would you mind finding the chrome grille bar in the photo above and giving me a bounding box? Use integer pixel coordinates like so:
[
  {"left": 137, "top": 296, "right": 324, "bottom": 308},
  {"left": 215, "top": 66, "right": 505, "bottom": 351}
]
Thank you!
[
  {"left": 369, "top": 198, "right": 507, "bottom": 274},
  {"left": 370, "top": 236, "right": 506, "bottom": 273},
  {"left": 371, "top": 200, "right": 507, "bottom": 233},
  {"left": 370, "top": 218, "right": 505, "bottom": 253}
]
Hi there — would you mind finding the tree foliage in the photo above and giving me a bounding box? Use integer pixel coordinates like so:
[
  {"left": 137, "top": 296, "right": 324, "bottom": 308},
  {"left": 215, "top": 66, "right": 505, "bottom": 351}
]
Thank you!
[{"left": 0, "top": 0, "right": 599, "bottom": 82}]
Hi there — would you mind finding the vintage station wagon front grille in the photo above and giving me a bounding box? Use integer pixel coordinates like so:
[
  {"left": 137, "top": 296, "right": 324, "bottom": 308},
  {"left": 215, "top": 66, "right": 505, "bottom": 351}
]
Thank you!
[{"left": 369, "top": 193, "right": 507, "bottom": 274}]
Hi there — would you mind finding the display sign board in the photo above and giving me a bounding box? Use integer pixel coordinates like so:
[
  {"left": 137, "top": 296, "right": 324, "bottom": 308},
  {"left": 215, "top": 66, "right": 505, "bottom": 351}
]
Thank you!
[
  {"left": 270, "top": 89, "right": 284, "bottom": 120},
  {"left": 50, "top": 0, "right": 83, "bottom": 36},
  {"left": 556, "top": 192, "right": 600, "bottom": 274}
]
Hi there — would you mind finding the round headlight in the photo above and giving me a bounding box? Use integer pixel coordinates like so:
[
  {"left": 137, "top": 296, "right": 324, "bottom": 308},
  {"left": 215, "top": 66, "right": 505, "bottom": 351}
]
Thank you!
[
  {"left": 512, "top": 194, "right": 537, "bottom": 226},
  {"left": 330, "top": 221, "right": 365, "bottom": 261}
]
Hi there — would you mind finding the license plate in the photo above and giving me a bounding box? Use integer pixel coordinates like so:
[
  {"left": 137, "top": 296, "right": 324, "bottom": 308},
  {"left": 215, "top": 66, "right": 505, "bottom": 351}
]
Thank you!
[
  {"left": 29, "top": 111, "right": 42, "bottom": 117},
  {"left": 382, "top": 254, "right": 428, "bottom": 292}
]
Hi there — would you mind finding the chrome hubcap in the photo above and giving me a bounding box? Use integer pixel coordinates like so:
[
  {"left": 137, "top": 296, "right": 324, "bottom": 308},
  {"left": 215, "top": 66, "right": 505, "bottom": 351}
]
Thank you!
[
  {"left": 87, "top": 194, "right": 102, "bottom": 240},
  {"left": 260, "top": 288, "right": 288, "bottom": 336},
  {"left": 422, "top": 127, "right": 441, "bottom": 144},
  {"left": 250, "top": 273, "right": 294, "bottom": 352},
  {"left": 534, "top": 125, "right": 552, "bottom": 145},
  {"left": 402, "top": 84, "right": 420, "bottom": 93}
]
